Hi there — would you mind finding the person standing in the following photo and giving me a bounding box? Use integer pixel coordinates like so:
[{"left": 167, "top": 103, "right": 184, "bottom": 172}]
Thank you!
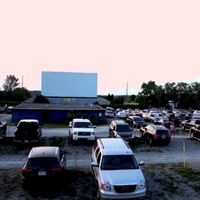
[{"left": 169, "top": 122, "right": 175, "bottom": 137}]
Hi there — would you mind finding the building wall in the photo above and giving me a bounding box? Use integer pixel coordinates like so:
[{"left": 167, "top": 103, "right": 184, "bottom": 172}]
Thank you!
[
  {"left": 12, "top": 109, "right": 106, "bottom": 123},
  {"left": 41, "top": 71, "right": 98, "bottom": 98}
]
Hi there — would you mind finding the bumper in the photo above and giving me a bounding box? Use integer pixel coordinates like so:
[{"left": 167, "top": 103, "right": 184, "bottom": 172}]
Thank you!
[
  {"left": 99, "top": 188, "right": 146, "bottom": 200},
  {"left": 13, "top": 138, "right": 41, "bottom": 144},
  {"left": 72, "top": 135, "right": 95, "bottom": 141}
]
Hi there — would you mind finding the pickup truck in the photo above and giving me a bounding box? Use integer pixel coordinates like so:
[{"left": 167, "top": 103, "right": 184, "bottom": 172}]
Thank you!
[
  {"left": 189, "top": 125, "right": 200, "bottom": 141},
  {"left": 0, "top": 121, "right": 7, "bottom": 140}
]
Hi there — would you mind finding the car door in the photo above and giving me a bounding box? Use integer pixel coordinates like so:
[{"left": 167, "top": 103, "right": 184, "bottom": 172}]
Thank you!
[{"left": 92, "top": 146, "right": 101, "bottom": 183}]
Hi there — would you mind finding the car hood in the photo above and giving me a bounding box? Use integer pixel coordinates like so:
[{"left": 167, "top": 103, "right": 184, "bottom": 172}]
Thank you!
[
  {"left": 101, "top": 169, "right": 144, "bottom": 184},
  {"left": 73, "top": 128, "right": 94, "bottom": 132}
]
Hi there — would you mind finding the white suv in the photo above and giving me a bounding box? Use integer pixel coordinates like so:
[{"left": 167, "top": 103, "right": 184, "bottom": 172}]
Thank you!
[
  {"left": 68, "top": 118, "right": 96, "bottom": 142},
  {"left": 91, "top": 138, "right": 146, "bottom": 200}
]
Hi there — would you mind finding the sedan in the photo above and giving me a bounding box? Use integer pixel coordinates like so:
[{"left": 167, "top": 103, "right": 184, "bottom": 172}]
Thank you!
[
  {"left": 126, "top": 116, "right": 146, "bottom": 128},
  {"left": 140, "top": 124, "right": 171, "bottom": 145}
]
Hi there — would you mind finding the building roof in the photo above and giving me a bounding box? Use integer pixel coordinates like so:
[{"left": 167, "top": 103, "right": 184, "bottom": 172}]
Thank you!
[
  {"left": 25, "top": 96, "right": 110, "bottom": 105},
  {"left": 13, "top": 103, "right": 105, "bottom": 111}
]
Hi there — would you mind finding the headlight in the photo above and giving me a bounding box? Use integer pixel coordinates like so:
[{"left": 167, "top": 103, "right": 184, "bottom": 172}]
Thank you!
[
  {"left": 102, "top": 181, "right": 111, "bottom": 191},
  {"left": 73, "top": 132, "right": 78, "bottom": 135},
  {"left": 138, "top": 179, "right": 146, "bottom": 190},
  {"left": 91, "top": 132, "right": 95, "bottom": 135}
]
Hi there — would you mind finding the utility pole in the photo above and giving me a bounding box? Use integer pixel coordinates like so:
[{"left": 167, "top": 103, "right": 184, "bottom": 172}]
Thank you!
[
  {"left": 126, "top": 81, "right": 128, "bottom": 96},
  {"left": 22, "top": 75, "right": 24, "bottom": 87}
]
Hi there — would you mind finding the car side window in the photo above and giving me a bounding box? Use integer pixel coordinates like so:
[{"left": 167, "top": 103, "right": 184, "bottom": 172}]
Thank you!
[
  {"left": 96, "top": 151, "right": 101, "bottom": 165},
  {"left": 95, "top": 147, "right": 100, "bottom": 160}
]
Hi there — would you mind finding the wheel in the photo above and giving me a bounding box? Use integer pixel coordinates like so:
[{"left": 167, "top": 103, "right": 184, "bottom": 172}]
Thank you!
[
  {"left": 149, "top": 137, "right": 154, "bottom": 145},
  {"left": 96, "top": 189, "right": 101, "bottom": 200},
  {"left": 190, "top": 130, "right": 194, "bottom": 139}
]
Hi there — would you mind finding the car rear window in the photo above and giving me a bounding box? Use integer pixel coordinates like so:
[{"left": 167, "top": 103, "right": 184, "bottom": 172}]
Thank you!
[
  {"left": 18, "top": 122, "right": 39, "bottom": 131},
  {"left": 156, "top": 130, "right": 169, "bottom": 135},
  {"left": 116, "top": 125, "right": 131, "bottom": 132},
  {"left": 26, "top": 157, "right": 60, "bottom": 169}
]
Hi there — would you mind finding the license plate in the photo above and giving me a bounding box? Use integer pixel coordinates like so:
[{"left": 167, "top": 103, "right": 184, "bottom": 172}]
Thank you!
[
  {"left": 162, "top": 135, "right": 166, "bottom": 139},
  {"left": 38, "top": 171, "right": 46, "bottom": 176}
]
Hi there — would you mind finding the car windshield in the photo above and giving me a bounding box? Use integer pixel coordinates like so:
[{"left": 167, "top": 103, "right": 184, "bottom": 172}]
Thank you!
[
  {"left": 26, "top": 157, "right": 60, "bottom": 169},
  {"left": 74, "top": 122, "right": 92, "bottom": 128},
  {"left": 116, "top": 125, "right": 131, "bottom": 132},
  {"left": 101, "top": 155, "right": 139, "bottom": 170}
]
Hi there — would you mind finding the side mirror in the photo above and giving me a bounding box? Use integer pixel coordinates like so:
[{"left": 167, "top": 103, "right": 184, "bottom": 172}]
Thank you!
[
  {"left": 91, "top": 161, "right": 98, "bottom": 167},
  {"left": 139, "top": 161, "right": 145, "bottom": 166}
]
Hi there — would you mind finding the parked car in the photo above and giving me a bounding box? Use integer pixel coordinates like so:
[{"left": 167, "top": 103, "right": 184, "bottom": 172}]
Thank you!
[
  {"left": 68, "top": 118, "right": 96, "bottom": 142},
  {"left": 116, "top": 110, "right": 129, "bottom": 118},
  {"left": 91, "top": 138, "right": 146, "bottom": 200},
  {"left": 181, "top": 118, "right": 200, "bottom": 130},
  {"left": 109, "top": 120, "right": 135, "bottom": 141},
  {"left": 154, "top": 118, "right": 170, "bottom": 128},
  {"left": 193, "top": 110, "right": 200, "bottom": 118},
  {"left": 105, "top": 109, "right": 115, "bottom": 118},
  {"left": 126, "top": 116, "right": 146, "bottom": 128},
  {"left": 21, "top": 146, "right": 67, "bottom": 189},
  {"left": 13, "top": 119, "right": 42, "bottom": 145},
  {"left": 0, "top": 120, "right": 7, "bottom": 140},
  {"left": 173, "top": 113, "right": 186, "bottom": 126},
  {"left": 162, "top": 109, "right": 174, "bottom": 120},
  {"left": 189, "top": 125, "right": 200, "bottom": 141},
  {"left": 140, "top": 124, "right": 171, "bottom": 145},
  {"left": 147, "top": 113, "right": 160, "bottom": 123}
]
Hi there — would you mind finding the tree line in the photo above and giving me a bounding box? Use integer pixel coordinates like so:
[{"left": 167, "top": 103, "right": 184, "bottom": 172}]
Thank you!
[
  {"left": 103, "top": 80, "right": 200, "bottom": 110},
  {"left": 1, "top": 75, "right": 200, "bottom": 109}
]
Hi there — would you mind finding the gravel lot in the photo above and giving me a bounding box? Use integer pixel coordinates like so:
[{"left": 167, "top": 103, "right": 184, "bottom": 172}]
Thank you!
[
  {"left": 0, "top": 129, "right": 200, "bottom": 200},
  {"left": 0, "top": 114, "right": 200, "bottom": 199}
]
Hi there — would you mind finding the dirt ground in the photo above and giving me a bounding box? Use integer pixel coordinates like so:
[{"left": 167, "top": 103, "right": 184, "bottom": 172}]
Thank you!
[{"left": 0, "top": 136, "right": 200, "bottom": 200}]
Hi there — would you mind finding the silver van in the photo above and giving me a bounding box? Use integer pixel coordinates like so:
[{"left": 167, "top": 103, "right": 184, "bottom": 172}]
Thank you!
[{"left": 91, "top": 138, "right": 146, "bottom": 200}]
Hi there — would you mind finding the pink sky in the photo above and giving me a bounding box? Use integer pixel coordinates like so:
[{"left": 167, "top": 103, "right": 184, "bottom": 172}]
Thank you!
[{"left": 0, "top": 0, "right": 200, "bottom": 95}]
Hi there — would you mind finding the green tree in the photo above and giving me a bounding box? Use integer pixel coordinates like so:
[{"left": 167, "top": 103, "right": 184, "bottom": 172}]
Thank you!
[
  {"left": 140, "top": 81, "right": 158, "bottom": 107},
  {"left": 3, "top": 75, "right": 20, "bottom": 92},
  {"left": 11, "top": 87, "right": 31, "bottom": 101},
  {"left": 34, "top": 95, "right": 49, "bottom": 103}
]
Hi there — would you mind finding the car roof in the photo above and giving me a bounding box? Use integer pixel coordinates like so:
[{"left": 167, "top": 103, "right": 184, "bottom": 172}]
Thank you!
[
  {"left": 150, "top": 124, "right": 168, "bottom": 130},
  {"left": 72, "top": 118, "right": 91, "bottom": 122},
  {"left": 28, "top": 146, "right": 60, "bottom": 158},
  {"left": 18, "top": 119, "right": 39, "bottom": 123},
  {"left": 97, "top": 138, "right": 134, "bottom": 155},
  {"left": 112, "top": 120, "right": 127, "bottom": 124}
]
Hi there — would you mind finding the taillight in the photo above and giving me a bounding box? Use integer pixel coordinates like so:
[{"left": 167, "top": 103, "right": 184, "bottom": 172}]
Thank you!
[
  {"left": 22, "top": 167, "right": 32, "bottom": 173},
  {"left": 53, "top": 167, "right": 63, "bottom": 172},
  {"left": 154, "top": 133, "right": 159, "bottom": 138}
]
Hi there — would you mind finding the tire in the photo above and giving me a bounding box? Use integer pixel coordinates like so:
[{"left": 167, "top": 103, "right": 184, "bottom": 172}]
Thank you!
[
  {"left": 96, "top": 189, "right": 101, "bottom": 200},
  {"left": 190, "top": 130, "right": 194, "bottom": 139},
  {"left": 182, "top": 125, "right": 185, "bottom": 130},
  {"left": 149, "top": 137, "right": 154, "bottom": 145}
]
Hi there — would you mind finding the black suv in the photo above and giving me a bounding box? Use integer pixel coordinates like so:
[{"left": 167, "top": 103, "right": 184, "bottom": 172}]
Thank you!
[
  {"left": 13, "top": 119, "right": 42, "bottom": 145},
  {"left": 109, "top": 120, "right": 134, "bottom": 141},
  {"left": 21, "top": 146, "right": 67, "bottom": 189}
]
